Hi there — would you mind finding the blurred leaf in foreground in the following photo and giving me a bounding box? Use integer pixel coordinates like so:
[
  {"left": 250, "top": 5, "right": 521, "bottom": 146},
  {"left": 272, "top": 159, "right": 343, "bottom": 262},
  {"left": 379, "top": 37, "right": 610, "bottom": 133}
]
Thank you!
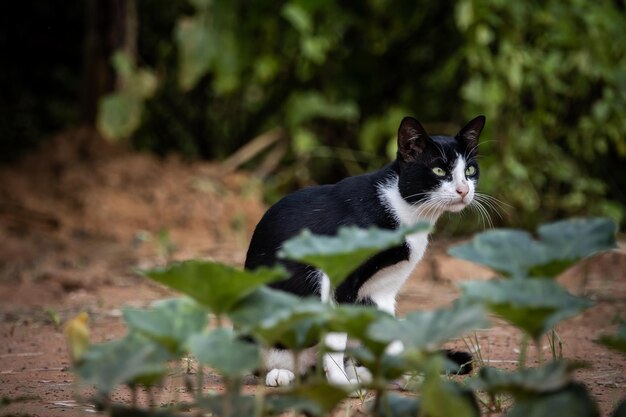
[
  {"left": 229, "top": 287, "right": 329, "bottom": 349},
  {"left": 596, "top": 325, "right": 626, "bottom": 355},
  {"left": 469, "top": 360, "right": 587, "bottom": 396},
  {"left": 368, "top": 301, "right": 489, "bottom": 352},
  {"left": 507, "top": 382, "right": 599, "bottom": 417},
  {"left": 141, "top": 261, "right": 286, "bottom": 315},
  {"left": 279, "top": 223, "right": 430, "bottom": 288},
  {"left": 123, "top": 298, "right": 207, "bottom": 353},
  {"left": 188, "top": 329, "right": 260, "bottom": 377},
  {"left": 460, "top": 278, "right": 593, "bottom": 340},
  {"left": 65, "top": 311, "right": 90, "bottom": 364},
  {"left": 449, "top": 218, "right": 616, "bottom": 278},
  {"left": 76, "top": 333, "right": 171, "bottom": 395}
]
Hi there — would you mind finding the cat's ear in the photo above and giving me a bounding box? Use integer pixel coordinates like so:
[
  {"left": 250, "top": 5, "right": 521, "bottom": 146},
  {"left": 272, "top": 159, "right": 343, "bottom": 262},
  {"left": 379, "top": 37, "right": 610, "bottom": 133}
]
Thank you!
[
  {"left": 397, "top": 117, "right": 430, "bottom": 162},
  {"left": 456, "top": 115, "right": 486, "bottom": 156}
]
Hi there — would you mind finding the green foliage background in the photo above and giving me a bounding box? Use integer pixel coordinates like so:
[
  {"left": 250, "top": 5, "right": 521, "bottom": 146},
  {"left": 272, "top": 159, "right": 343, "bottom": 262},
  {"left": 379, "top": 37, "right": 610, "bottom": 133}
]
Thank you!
[{"left": 4, "top": 0, "right": 626, "bottom": 230}]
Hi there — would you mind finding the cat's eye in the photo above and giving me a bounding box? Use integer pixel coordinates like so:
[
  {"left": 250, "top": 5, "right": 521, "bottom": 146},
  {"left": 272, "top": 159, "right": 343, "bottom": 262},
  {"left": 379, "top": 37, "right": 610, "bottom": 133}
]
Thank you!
[
  {"left": 465, "top": 166, "right": 477, "bottom": 176},
  {"left": 432, "top": 167, "right": 446, "bottom": 177}
]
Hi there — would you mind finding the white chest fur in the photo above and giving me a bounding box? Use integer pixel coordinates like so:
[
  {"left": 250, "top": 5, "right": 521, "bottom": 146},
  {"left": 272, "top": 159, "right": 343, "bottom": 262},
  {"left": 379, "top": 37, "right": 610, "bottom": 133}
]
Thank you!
[
  {"left": 356, "top": 177, "right": 436, "bottom": 315},
  {"left": 356, "top": 231, "right": 428, "bottom": 314}
]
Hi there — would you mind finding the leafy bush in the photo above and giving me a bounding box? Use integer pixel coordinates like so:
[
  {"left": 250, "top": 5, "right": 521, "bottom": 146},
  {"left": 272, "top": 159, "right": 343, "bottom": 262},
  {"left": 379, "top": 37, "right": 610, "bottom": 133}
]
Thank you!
[
  {"left": 90, "top": 0, "right": 626, "bottom": 230},
  {"left": 68, "top": 217, "right": 621, "bottom": 416},
  {"left": 457, "top": 0, "right": 626, "bottom": 227}
]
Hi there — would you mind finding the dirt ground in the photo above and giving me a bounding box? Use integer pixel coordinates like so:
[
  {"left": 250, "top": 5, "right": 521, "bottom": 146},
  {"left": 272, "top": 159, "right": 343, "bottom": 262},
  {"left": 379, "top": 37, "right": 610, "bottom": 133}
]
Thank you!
[{"left": 1, "top": 129, "right": 625, "bottom": 416}]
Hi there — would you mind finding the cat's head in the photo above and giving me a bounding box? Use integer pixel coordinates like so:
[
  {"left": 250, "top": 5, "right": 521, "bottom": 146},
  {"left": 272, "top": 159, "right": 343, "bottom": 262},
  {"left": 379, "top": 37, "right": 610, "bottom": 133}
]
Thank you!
[{"left": 395, "top": 115, "right": 486, "bottom": 215}]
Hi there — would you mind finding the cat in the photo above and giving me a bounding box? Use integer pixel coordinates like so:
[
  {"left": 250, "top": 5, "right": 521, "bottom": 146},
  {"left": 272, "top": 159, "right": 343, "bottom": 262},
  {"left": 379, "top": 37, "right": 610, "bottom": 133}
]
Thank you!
[{"left": 244, "top": 115, "right": 486, "bottom": 387}]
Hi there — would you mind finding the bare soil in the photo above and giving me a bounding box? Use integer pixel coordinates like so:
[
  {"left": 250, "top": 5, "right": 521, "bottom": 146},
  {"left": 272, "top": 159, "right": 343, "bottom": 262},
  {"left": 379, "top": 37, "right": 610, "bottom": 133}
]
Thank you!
[{"left": 1, "top": 129, "right": 624, "bottom": 416}]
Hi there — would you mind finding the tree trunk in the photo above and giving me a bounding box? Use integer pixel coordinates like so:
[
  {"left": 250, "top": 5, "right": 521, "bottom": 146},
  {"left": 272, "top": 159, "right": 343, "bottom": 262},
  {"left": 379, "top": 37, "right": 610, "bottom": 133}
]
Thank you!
[{"left": 81, "top": 0, "right": 137, "bottom": 125}]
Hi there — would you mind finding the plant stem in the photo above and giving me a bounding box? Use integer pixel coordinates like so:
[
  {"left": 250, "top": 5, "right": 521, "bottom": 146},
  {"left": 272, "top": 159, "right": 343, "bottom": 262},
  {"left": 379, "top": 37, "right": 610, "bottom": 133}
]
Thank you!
[
  {"left": 293, "top": 350, "right": 301, "bottom": 386},
  {"left": 223, "top": 377, "right": 231, "bottom": 417},
  {"left": 131, "top": 386, "right": 137, "bottom": 408},
  {"left": 196, "top": 364, "right": 204, "bottom": 400},
  {"left": 535, "top": 339, "right": 544, "bottom": 364},
  {"left": 253, "top": 371, "right": 266, "bottom": 417},
  {"left": 518, "top": 334, "right": 528, "bottom": 369}
]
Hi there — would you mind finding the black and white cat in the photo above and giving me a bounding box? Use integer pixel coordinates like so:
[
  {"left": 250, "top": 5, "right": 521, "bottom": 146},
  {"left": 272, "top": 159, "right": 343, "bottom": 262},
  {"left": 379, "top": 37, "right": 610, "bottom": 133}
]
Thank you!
[{"left": 245, "top": 115, "right": 486, "bottom": 387}]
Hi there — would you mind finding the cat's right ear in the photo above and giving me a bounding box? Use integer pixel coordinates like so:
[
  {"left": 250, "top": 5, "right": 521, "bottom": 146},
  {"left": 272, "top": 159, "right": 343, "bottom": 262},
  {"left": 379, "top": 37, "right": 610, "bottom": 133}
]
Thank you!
[{"left": 397, "top": 117, "right": 430, "bottom": 162}]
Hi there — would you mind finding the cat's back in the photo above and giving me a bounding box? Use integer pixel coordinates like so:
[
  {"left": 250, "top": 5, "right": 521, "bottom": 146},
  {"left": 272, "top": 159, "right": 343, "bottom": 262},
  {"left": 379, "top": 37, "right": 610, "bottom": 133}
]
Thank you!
[{"left": 245, "top": 165, "right": 396, "bottom": 268}]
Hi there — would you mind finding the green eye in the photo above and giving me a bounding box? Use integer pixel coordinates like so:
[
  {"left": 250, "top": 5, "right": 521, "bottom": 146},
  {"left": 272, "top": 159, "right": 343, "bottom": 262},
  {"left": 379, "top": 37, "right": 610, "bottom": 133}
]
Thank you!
[
  {"left": 465, "top": 166, "right": 477, "bottom": 176},
  {"left": 432, "top": 167, "right": 446, "bottom": 177}
]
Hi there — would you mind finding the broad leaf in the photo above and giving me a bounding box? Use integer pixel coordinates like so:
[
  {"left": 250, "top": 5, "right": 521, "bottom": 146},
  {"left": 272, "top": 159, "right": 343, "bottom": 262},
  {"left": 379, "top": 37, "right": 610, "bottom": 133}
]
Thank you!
[
  {"left": 279, "top": 223, "right": 430, "bottom": 287},
  {"left": 97, "top": 93, "right": 142, "bottom": 140},
  {"left": 368, "top": 301, "right": 489, "bottom": 352},
  {"left": 76, "top": 333, "right": 171, "bottom": 395},
  {"left": 265, "top": 380, "right": 349, "bottom": 416},
  {"left": 175, "top": 16, "right": 214, "bottom": 91},
  {"left": 613, "top": 398, "right": 626, "bottom": 417},
  {"left": 596, "top": 325, "right": 626, "bottom": 355},
  {"left": 449, "top": 229, "right": 545, "bottom": 277},
  {"left": 371, "top": 395, "right": 420, "bottom": 417},
  {"left": 123, "top": 298, "right": 207, "bottom": 353},
  {"left": 198, "top": 394, "right": 256, "bottom": 417},
  {"left": 107, "top": 404, "right": 186, "bottom": 417},
  {"left": 421, "top": 358, "right": 480, "bottom": 417},
  {"left": 506, "top": 382, "right": 599, "bottom": 417},
  {"left": 188, "top": 329, "right": 260, "bottom": 377},
  {"left": 328, "top": 304, "right": 392, "bottom": 355},
  {"left": 449, "top": 218, "right": 616, "bottom": 278},
  {"left": 230, "top": 287, "right": 329, "bottom": 349},
  {"left": 460, "top": 278, "right": 593, "bottom": 340},
  {"left": 141, "top": 261, "right": 285, "bottom": 315},
  {"left": 469, "top": 360, "right": 586, "bottom": 395}
]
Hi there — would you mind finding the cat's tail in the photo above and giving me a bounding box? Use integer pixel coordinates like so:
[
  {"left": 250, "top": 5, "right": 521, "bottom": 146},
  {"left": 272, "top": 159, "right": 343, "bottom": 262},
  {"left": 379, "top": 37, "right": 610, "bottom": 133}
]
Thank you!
[{"left": 443, "top": 349, "right": 473, "bottom": 375}]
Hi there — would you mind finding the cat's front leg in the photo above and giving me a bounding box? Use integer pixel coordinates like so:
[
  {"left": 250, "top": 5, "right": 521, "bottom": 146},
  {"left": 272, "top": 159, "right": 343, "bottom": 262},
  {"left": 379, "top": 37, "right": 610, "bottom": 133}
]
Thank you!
[
  {"left": 323, "top": 332, "right": 358, "bottom": 386},
  {"left": 263, "top": 347, "right": 316, "bottom": 387}
]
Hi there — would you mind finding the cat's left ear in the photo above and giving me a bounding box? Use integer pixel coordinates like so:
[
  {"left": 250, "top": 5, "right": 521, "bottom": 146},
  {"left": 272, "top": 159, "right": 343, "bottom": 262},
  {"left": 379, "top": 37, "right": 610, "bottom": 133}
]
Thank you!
[{"left": 456, "top": 115, "right": 486, "bottom": 156}]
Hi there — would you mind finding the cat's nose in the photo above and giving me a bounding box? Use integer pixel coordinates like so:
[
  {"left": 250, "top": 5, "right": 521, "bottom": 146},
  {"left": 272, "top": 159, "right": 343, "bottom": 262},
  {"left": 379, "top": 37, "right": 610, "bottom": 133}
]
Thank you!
[{"left": 456, "top": 184, "right": 469, "bottom": 198}]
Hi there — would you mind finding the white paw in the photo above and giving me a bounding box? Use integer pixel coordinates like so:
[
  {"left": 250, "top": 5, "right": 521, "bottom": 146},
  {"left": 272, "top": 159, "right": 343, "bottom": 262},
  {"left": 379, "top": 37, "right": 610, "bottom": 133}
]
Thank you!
[
  {"left": 345, "top": 365, "right": 372, "bottom": 384},
  {"left": 265, "top": 369, "right": 295, "bottom": 387},
  {"left": 326, "top": 370, "right": 365, "bottom": 395}
]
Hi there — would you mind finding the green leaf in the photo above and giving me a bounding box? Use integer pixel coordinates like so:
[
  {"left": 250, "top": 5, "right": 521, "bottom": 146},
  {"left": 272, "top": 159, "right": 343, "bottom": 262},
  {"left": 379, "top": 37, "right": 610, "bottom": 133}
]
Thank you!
[
  {"left": 371, "top": 395, "right": 420, "bottom": 417},
  {"left": 279, "top": 223, "right": 430, "bottom": 288},
  {"left": 285, "top": 91, "right": 359, "bottom": 127},
  {"left": 596, "top": 325, "right": 626, "bottom": 355},
  {"left": 198, "top": 393, "right": 256, "bottom": 417},
  {"left": 368, "top": 301, "right": 489, "bottom": 352},
  {"left": 123, "top": 298, "right": 207, "bottom": 353},
  {"left": 613, "top": 398, "right": 626, "bottom": 417},
  {"left": 506, "top": 383, "right": 599, "bottom": 417},
  {"left": 421, "top": 358, "right": 480, "bottom": 417},
  {"left": 230, "top": 287, "right": 329, "bottom": 349},
  {"left": 469, "top": 360, "right": 587, "bottom": 395},
  {"left": 76, "top": 333, "right": 171, "bottom": 395},
  {"left": 532, "top": 218, "right": 617, "bottom": 276},
  {"left": 448, "top": 218, "right": 616, "bottom": 278},
  {"left": 449, "top": 229, "right": 545, "bottom": 277},
  {"left": 265, "top": 380, "right": 349, "bottom": 416},
  {"left": 188, "top": 329, "right": 260, "bottom": 377},
  {"left": 97, "top": 93, "right": 142, "bottom": 140},
  {"left": 175, "top": 16, "right": 214, "bottom": 91},
  {"left": 281, "top": 3, "right": 312, "bottom": 34},
  {"left": 329, "top": 304, "right": 392, "bottom": 355},
  {"left": 460, "top": 279, "right": 593, "bottom": 340},
  {"left": 141, "top": 261, "right": 286, "bottom": 315}
]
